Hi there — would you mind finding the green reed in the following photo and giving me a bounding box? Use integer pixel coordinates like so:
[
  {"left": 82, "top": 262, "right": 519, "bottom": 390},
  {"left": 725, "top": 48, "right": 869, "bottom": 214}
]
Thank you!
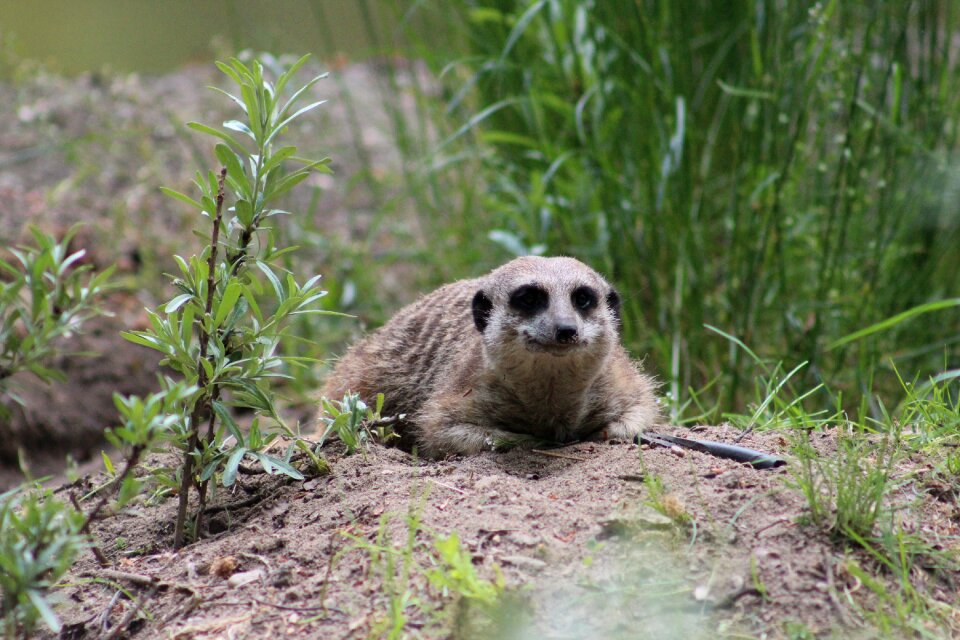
[{"left": 362, "top": 0, "right": 960, "bottom": 418}]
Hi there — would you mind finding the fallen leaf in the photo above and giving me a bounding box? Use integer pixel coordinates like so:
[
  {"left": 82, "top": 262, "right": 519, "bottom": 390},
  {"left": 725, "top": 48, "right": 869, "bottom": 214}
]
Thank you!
[{"left": 209, "top": 556, "right": 239, "bottom": 578}]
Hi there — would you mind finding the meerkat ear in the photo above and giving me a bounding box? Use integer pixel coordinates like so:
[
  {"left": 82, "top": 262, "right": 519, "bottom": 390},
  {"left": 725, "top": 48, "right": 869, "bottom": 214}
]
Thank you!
[
  {"left": 606, "top": 288, "right": 622, "bottom": 332},
  {"left": 472, "top": 290, "right": 493, "bottom": 332}
]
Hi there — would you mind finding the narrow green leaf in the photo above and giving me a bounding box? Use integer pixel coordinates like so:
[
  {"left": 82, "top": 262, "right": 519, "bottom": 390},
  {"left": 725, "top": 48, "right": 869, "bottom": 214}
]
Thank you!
[
  {"left": 704, "top": 324, "right": 763, "bottom": 365},
  {"left": 274, "top": 53, "right": 311, "bottom": 97},
  {"left": 264, "top": 101, "right": 326, "bottom": 146},
  {"left": 173, "top": 255, "right": 191, "bottom": 279},
  {"left": 261, "top": 146, "right": 298, "bottom": 176},
  {"left": 266, "top": 170, "right": 310, "bottom": 201},
  {"left": 240, "top": 84, "right": 262, "bottom": 140},
  {"left": 214, "top": 144, "right": 248, "bottom": 193},
  {"left": 214, "top": 281, "right": 242, "bottom": 328},
  {"left": 227, "top": 57, "right": 253, "bottom": 80},
  {"left": 214, "top": 60, "right": 244, "bottom": 86},
  {"left": 716, "top": 79, "right": 776, "bottom": 100},
  {"left": 165, "top": 293, "right": 194, "bottom": 314},
  {"left": 479, "top": 131, "right": 539, "bottom": 148},
  {"left": 223, "top": 119, "right": 255, "bottom": 139},
  {"left": 212, "top": 400, "right": 244, "bottom": 443},
  {"left": 180, "top": 301, "right": 195, "bottom": 349},
  {"left": 199, "top": 355, "right": 214, "bottom": 381},
  {"left": 120, "top": 331, "right": 166, "bottom": 352},
  {"left": 235, "top": 199, "right": 254, "bottom": 227},
  {"left": 159, "top": 187, "right": 205, "bottom": 211},
  {"left": 101, "top": 451, "right": 116, "bottom": 476},
  {"left": 208, "top": 86, "right": 248, "bottom": 114},
  {"left": 242, "top": 286, "right": 263, "bottom": 323},
  {"left": 278, "top": 72, "right": 328, "bottom": 119},
  {"left": 501, "top": 0, "right": 548, "bottom": 60},
  {"left": 27, "top": 589, "right": 62, "bottom": 632},
  {"left": 186, "top": 122, "right": 246, "bottom": 154},
  {"left": 200, "top": 458, "right": 220, "bottom": 482},
  {"left": 436, "top": 98, "right": 523, "bottom": 153},
  {"left": 258, "top": 454, "right": 304, "bottom": 481},
  {"left": 222, "top": 447, "right": 247, "bottom": 487},
  {"left": 829, "top": 298, "right": 960, "bottom": 349},
  {"left": 255, "top": 261, "right": 284, "bottom": 301}
]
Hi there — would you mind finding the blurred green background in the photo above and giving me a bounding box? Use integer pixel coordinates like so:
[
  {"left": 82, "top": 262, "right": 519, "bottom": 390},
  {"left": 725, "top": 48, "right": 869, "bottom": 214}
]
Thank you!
[
  {"left": 2, "top": 0, "right": 958, "bottom": 424},
  {"left": 0, "top": 0, "right": 391, "bottom": 74}
]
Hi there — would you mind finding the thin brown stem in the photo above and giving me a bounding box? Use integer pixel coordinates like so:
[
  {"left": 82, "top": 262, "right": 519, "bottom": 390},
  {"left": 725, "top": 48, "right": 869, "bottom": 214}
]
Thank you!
[
  {"left": 194, "top": 386, "right": 222, "bottom": 539},
  {"left": 71, "top": 492, "right": 108, "bottom": 566},
  {"left": 174, "top": 167, "right": 227, "bottom": 550}
]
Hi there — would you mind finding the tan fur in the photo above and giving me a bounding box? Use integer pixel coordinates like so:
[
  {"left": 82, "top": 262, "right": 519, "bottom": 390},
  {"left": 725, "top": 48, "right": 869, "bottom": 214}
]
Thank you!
[{"left": 321, "top": 256, "right": 660, "bottom": 456}]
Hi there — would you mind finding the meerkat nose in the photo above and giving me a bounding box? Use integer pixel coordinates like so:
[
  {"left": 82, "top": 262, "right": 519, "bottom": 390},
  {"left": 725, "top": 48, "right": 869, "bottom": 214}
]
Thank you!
[{"left": 556, "top": 324, "right": 578, "bottom": 343}]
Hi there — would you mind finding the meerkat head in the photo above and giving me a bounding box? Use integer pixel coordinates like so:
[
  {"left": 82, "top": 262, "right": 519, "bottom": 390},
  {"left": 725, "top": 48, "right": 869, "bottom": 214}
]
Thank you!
[{"left": 471, "top": 257, "right": 622, "bottom": 363}]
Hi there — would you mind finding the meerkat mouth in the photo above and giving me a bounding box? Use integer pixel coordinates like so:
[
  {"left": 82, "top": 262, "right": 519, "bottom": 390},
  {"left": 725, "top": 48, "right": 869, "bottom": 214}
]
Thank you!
[{"left": 523, "top": 339, "right": 584, "bottom": 355}]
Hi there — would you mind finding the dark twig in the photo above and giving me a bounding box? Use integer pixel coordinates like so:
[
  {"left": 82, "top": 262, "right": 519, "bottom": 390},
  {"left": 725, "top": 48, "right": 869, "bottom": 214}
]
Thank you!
[
  {"left": 75, "top": 442, "right": 148, "bottom": 566},
  {"left": 201, "top": 494, "right": 264, "bottom": 516},
  {"left": 103, "top": 585, "right": 159, "bottom": 640},
  {"left": 208, "top": 599, "right": 347, "bottom": 616},
  {"left": 754, "top": 517, "right": 794, "bottom": 537},
  {"left": 99, "top": 590, "right": 123, "bottom": 634},
  {"left": 532, "top": 449, "right": 588, "bottom": 462},
  {"left": 248, "top": 597, "right": 335, "bottom": 613},
  {"left": 713, "top": 586, "right": 762, "bottom": 610},
  {"left": 70, "top": 493, "right": 108, "bottom": 566},
  {"left": 823, "top": 551, "right": 858, "bottom": 627},
  {"left": 95, "top": 570, "right": 159, "bottom": 587}
]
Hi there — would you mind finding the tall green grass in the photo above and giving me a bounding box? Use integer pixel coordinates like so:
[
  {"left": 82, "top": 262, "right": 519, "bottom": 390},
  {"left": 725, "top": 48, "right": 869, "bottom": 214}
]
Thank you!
[{"left": 362, "top": 0, "right": 960, "bottom": 418}]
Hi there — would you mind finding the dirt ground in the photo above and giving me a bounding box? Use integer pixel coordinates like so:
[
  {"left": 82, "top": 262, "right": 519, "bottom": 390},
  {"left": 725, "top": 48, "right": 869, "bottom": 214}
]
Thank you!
[
  {"left": 44, "top": 426, "right": 960, "bottom": 639},
  {"left": 3, "top": 61, "right": 959, "bottom": 639}
]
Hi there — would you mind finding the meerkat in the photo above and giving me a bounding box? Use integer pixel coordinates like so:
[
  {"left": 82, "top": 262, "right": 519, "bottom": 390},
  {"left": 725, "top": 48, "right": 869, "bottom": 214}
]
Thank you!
[{"left": 321, "top": 256, "right": 659, "bottom": 456}]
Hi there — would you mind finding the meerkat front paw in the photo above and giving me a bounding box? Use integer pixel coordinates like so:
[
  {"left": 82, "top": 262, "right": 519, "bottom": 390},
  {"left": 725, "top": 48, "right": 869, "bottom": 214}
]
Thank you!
[
  {"left": 420, "top": 424, "right": 533, "bottom": 457},
  {"left": 599, "top": 403, "right": 659, "bottom": 442},
  {"left": 603, "top": 420, "right": 643, "bottom": 442}
]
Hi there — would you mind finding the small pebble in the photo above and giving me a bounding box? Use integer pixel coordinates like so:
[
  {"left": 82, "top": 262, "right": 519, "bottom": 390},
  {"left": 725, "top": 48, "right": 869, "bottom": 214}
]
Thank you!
[
  {"left": 500, "top": 555, "right": 547, "bottom": 570},
  {"left": 227, "top": 569, "right": 263, "bottom": 588}
]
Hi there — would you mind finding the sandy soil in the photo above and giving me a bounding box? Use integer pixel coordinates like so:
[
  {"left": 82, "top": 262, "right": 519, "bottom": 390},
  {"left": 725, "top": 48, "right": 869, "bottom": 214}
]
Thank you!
[{"left": 43, "top": 425, "right": 958, "bottom": 639}]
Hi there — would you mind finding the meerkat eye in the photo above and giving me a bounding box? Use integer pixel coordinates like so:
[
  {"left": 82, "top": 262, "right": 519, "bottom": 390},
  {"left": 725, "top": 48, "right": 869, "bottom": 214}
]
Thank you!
[
  {"left": 509, "top": 285, "right": 548, "bottom": 314},
  {"left": 571, "top": 286, "right": 598, "bottom": 312}
]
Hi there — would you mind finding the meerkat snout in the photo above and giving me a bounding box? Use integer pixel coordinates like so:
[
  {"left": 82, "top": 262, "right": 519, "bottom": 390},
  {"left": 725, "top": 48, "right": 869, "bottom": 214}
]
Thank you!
[{"left": 555, "top": 322, "right": 578, "bottom": 344}]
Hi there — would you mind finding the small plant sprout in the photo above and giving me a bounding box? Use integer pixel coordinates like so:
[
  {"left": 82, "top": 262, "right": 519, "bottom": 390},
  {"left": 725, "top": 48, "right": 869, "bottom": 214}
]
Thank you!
[
  {"left": 0, "top": 486, "right": 86, "bottom": 637},
  {"left": 318, "top": 391, "right": 396, "bottom": 454},
  {"left": 0, "top": 381, "right": 199, "bottom": 637},
  {"left": 122, "top": 54, "right": 335, "bottom": 548},
  {"left": 429, "top": 532, "right": 505, "bottom": 606},
  {"left": 0, "top": 226, "right": 113, "bottom": 415}
]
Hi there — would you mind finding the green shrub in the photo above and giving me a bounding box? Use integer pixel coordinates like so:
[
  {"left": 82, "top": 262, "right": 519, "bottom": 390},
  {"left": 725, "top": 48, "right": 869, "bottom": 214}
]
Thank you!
[
  {"left": 0, "top": 380, "right": 208, "bottom": 638},
  {"left": 318, "top": 391, "right": 396, "bottom": 454},
  {"left": 0, "top": 486, "right": 85, "bottom": 637},
  {"left": 0, "top": 226, "right": 112, "bottom": 415},
  {"left": 121, "top": 54, "right": 334, "bottom": 547},
  {"left": 393, "top": 0, "right": 960, "bottom": 418}
]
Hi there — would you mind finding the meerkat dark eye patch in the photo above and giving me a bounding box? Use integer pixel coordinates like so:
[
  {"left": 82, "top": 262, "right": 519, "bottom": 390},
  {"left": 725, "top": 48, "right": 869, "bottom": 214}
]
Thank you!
[
  {"left": 472, "top": 290, "right": 493, "bottom": 332},
  {"left": 509, "top": 284, "right": 549, "bottom": 315},
  {"left": 571, "top": 286, "right": 599, "bottom": 312},
  {"left": 606, "top": 288, "right": 622, "bottom": 331}
]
